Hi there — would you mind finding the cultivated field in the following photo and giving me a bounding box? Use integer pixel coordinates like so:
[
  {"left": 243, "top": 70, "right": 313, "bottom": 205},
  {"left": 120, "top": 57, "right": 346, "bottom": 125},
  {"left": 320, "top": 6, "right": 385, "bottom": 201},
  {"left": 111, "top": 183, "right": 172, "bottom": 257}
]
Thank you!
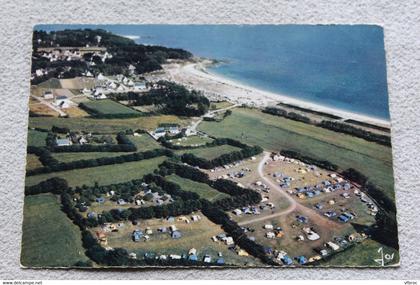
[
  {"left": 26, "top": 154, "right": 43, "bottom": 170},
  {"left": 21, "top": 193, "right": 88, "bottom": 267},
  {"left": 129, "top": 134, "right": 163, "bottom": 151},
  {"left": 25, "top": 156, "right": 166, "bottom": 188},
  {"left": 82, "top": 99, "right": 141, "bottom": 115},
  {"left": 27, "top": 130, "right": 48, "bottom": 147},
  {"left": 51, "top": 152, "right": 130, "bottom": 163}
]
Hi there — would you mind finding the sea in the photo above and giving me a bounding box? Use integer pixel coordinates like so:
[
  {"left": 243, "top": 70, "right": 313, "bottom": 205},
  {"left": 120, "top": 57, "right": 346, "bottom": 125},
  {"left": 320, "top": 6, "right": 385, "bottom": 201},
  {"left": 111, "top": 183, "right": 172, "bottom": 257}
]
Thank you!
[{"left": 36, "top": 24, "right": 391, "bottom": 120}]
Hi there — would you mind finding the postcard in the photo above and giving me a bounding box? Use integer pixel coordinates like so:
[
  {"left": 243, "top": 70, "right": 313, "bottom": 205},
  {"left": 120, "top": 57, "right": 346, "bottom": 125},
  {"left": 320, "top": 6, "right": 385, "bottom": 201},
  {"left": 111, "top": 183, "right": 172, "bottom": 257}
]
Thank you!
[{"left": 22, "top": 25, "right": 398, "bottom": 268}]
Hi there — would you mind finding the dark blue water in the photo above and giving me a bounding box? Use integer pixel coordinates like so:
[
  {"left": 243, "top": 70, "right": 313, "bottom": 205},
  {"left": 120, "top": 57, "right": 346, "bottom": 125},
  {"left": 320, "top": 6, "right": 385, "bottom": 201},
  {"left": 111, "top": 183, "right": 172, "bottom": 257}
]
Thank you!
[{"left": 36, "top": 25, "right": 390, "bottom": 120}]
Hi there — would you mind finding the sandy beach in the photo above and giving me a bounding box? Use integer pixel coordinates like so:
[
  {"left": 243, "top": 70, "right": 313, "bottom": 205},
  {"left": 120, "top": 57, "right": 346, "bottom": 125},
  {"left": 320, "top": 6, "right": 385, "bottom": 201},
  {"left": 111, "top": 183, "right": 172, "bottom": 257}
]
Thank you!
[{"left": 160, "top": 59, "right": 390, "bottom": 128}]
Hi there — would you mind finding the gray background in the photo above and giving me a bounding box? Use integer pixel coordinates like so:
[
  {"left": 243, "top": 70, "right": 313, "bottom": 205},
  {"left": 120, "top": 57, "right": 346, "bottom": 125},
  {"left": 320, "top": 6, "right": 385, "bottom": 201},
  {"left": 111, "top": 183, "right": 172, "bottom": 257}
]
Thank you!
[{"left": 0, "top": 0, "right": 419, "bottom": 280}]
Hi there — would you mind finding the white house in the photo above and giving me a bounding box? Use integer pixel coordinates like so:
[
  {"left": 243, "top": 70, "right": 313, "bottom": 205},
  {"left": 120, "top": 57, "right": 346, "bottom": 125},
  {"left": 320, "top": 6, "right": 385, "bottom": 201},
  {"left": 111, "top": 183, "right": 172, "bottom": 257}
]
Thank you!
[
  {"left": 56, "top": 138, "right": 72, "bottom": 146},
  {"left": 43, "top": 90, "right": 54, "bottom": 100},
  {"left": 134, "top": 81, "right": 147, "bottom": 91}
]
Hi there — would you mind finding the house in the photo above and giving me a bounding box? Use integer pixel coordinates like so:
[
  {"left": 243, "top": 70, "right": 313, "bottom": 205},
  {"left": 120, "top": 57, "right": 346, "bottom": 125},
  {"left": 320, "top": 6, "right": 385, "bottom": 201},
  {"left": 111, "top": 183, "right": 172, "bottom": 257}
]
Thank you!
[
  {"left": 132, "top": 230, "right": 143, "bottom": 242},
  {"left": 56, "top": 138, "right": 72, "bottom": 146},
  {"left": 168, "top": 126, "right": 180, "bottom": 135},
  {"left": 216, "top": 258, "right": 225, "bottom": 265},
  {"left": 171, "top": 230, "right": 182, "bottom": 239},
  {"left": 145, "top": 227, "right": 153, "bottom": 235},
  {"left": 134, "top": 81, "right": 147, "bottom": 91},
  {"left": 169, "top": 254, "right": 182, "bottom": 260},
  {"left": 43, "top": 90, "right": 54, "bottom": 99},
  {"left": 129, "top": 252, "right": 137, "bottom": 259},
  {"left": 169, "top": 225, "right": 177, "bottom": 232}
]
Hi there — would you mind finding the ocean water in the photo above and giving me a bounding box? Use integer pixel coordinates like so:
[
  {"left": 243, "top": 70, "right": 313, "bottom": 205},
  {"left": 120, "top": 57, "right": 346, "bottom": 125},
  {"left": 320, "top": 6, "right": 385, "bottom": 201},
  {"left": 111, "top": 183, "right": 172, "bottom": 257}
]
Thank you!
[{"left": 36, "top": 25, "right": 390, "bottom": 120}]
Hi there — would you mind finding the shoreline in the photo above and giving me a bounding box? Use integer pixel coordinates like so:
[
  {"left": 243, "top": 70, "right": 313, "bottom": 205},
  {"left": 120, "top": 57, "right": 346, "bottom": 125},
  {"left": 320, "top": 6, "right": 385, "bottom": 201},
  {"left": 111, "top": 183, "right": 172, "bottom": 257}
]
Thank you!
[{"left": 162, "top": 59, "right": 390, "bottom": 128}]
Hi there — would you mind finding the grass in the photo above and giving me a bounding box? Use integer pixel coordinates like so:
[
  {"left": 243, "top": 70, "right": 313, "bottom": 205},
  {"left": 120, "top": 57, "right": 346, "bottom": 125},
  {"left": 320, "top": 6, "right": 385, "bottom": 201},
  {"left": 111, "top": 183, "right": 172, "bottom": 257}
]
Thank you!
[
  {"left": 51, "top": 152, "right": 130, "bottom": 163},
  {"left": 199, "top": 108, "right": 395, "bottom": 201},
  {"left": 82, "top": 99, "right": 140, "bottom": 115},
  {"left": 170, "top": 135, "right": 213, "bottom": 147},
  {"left": 166, "top": 174, "right": 229, "bottom": 202},
  {"left": 322, "top": 238, "right": 399, "bottom": 267},
  {"left": 29, "top": 115, "right": 191, "bottom": 134},
  {"left": 92, "top": 212, "right": 263, "bottom": 266},
  {"left": 177, "top": 144, "right": 241, "bottom": 160},
  {"left": 27, "top": 130, "right": 48, "bottom": 147},
  {"left": 25, "top": 156, "right": 166, "bottom": 188},
  {"left": 26, "top": 154, "right": 43, "bottom": 170},
  {"left": 21, "top": 193, "right": 88, "bottom": 267},
  {"left": 129, "top": 134, "right": 163, "bottom": 151}
]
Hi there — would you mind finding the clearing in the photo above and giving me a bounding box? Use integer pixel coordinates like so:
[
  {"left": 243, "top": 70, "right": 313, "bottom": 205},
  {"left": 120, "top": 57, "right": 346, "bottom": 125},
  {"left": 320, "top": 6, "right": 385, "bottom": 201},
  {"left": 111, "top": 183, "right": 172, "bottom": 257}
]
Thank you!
[
  {"left": 21, "top": 193, "right": 88, "bottom": 267},
  {"left": 81, "top": 99, "right": 141, "bottom": 116},
  {"left": 177, "top": 144, "right": 241, "bottom": 160},
  {"left": 25, "top": 156, "right": 166, "bottom": 188},
  {"left": 166, "top": 174, "right": 229, "bottom": 202}
]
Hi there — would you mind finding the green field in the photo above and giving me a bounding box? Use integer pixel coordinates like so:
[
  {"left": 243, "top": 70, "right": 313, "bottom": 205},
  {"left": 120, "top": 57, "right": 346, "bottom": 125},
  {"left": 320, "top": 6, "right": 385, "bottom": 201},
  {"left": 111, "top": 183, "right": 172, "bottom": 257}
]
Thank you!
[
  {"left": 166, "top": 174, "right": 229, "bottom": 202},
  {"left": 171, "top": 135, "right": 213, "bottom": 147},
  {"left": 177, "top": 144, "right": 241, "bottom": 160},
  {"left": 21, "top": 193, "right": 88, "bottom": 267},
  {"left": 129, "top": 134, "right": 162, "bottom": 151},
  {"left": 199, "top": 108, "right": 395, "bottom": 201},
  {"left": 25, "top": 156, "right": 166, "bottom": 188},
  {"left": 52, "top": 152, "right": 130, "bottom": 163},
  {"left": 27, "top": 130, "right": 48, "bottom": 147},
  {"left": 29, "top": 115, "right": 191, "bottom": 134},
  {"left": 82, "top": 99, "right": 140, "bottom": 115}
]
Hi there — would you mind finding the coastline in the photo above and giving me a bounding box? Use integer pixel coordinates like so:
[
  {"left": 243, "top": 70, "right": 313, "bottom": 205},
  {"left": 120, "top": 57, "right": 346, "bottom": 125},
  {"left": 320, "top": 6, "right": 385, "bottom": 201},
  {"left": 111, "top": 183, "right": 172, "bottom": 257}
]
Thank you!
[{"left": 161, "top": 59, "right": 391, "bottom": 128}]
